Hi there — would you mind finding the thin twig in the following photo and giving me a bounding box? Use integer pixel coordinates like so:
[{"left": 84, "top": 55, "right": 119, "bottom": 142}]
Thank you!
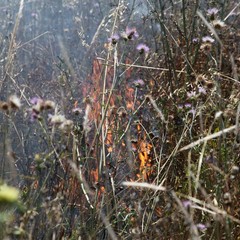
[{"left": 179, "top": 125, "right": 236, "bottom": 152}]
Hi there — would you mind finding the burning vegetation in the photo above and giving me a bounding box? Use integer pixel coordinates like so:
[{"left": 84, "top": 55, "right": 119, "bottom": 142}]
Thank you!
[{"left": 0, "top": 0, "right": 240, "bottom": 239}]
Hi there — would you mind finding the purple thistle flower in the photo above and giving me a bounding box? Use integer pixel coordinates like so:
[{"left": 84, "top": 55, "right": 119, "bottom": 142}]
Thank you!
[
  {"left": 30, "top": 97, "right": 42, "bottom": 105},
  {"left": 188, "top": 108, "right": 196, "bottom": 116},
  {"left": 205, "top": 150, "right": 218, "bottom": 165},
  {"left": 30, "top": 111, "right": 39, "bottom": 122},
  {"left": 31, "top": 98, "right": 44, "bottom": 114},
  {"left": 187, "top": 91, "right": 196, "bottom": 98},
  {"left": 31, "top": 12, "right": 38, "bottom": 19},
  {"left": 192, "top": 38, "right": 199, "bottom": 43},
  {"left": 136, "top": 43, "right": 150, "bottom": 54},
  {"left": 108, "top": 33, "right": 120, "bottom": 45},
  {"left": 207, "top": 8, "right": 219, "bottom": 16},
  {"left": 198, "top": 86, "right": 207, "bottom": 94},
  {"left": 133, "top": 79, "right": 145, "bottom": 87},
  {"left": 124, "top": 27, "right": 139, "bottom": 40},
  {"left": 202, "top": 36, "right": 215, "bottom": 43},
  {"left": 196, "top": 223, "right": 207, "bottom": 230},
  {"left": 27, "top": 107, "right": 41, "bottom": 122},
  {"left": 72, "top": 107, "right": 82, "bottom": 115},
  {"left": 184, "top": 103, "right": 192, "bottom": 108},
  {"left": 182, "top": 200, "right": 192, "bottom": 208}
]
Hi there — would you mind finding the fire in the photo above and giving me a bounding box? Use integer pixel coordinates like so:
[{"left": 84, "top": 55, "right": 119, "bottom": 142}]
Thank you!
[
  {"left": 90, "top": 168, "right": 98, "bottom": 184},
  {"left": 80, "top": 56, "right": 156, "bottom": 199},
  {"left": 125, "top": 85, "right": 135, "bottom": 110},
  {"left": 106, "top": 129, "right": 113, "bottom": 153},
  {"left": 138, "top": 141, "right": 153, "bottom": 181}
]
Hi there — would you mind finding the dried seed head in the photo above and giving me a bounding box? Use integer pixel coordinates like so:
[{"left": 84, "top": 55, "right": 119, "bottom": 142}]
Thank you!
[
  {"left": 223, "top": 192, "right": 231, "bottom": 205},
  {"left": 59, "top": 120, "right": 73, "bottom": 132},
  {"left": 231, "top": 165, "right": 239, "bottom": 175},
  {"left": 230, "top": 175, "right": 235, "bottom": 180},
  {"left": 200, "top": 43, "right": 212, "bottom": 53},
  {"left": 44, "top": 100, "right": 55, "bottom": 110},
  {"left": 50, "top": 114, "right": 66, "bottom": 124},
  {"left": 117, "top": 108, "right": 127, "bottom": 118},
  {"left": 121, "top": 32, "right": 128, "bottom": 41},
  {"left": 196, "top": 74, "right": 208, "bottom": 85},
  {"left": 32, "top": 103, "right": 44, "bottom": 114},
  {"left": 205, "top": 80, "right": 215, "bottom": 89},
  {"left": 0, "top": 101, "right": 9, "bottom": 111},
  {"left": 212, "top": 20, "right": 226, "bottom": 30},
  {"left": 223, "top": 107, "right": 235, "bottom": 118},
  {"left": 8, "top": 95, "right": 21, "bottom": 110}
]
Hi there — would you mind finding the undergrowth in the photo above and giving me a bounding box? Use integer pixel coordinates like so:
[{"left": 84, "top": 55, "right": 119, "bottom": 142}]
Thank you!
[{"left": 0, "top": 0, "right": 240, "bottom": 239}]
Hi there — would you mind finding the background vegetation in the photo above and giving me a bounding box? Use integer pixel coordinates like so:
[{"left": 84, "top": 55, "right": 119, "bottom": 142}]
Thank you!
[{"left": 0, "top": 0, "right": 240, "bottom": 239}]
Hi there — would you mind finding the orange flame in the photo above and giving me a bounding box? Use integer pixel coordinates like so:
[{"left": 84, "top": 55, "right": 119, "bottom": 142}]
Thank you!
[
  {"left": 90, "top": 168, "right": 99, "bottom": 183},
  {"left": 126, "top": 85, "right": 135, "bottom": 110},
  {"left": 138, "top": 141, "right": 153, "bottom": 181},
  {"left": 81, "top": 56, "right": 156, "bottom": 199},
  {"left": 106, "top": 129, "right": 113, "bottom": 153}
]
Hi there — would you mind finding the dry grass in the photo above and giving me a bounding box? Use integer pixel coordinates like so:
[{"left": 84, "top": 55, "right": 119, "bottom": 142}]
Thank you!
[{"left": 0, "top": 0, "right": 240, "bottom": 239}]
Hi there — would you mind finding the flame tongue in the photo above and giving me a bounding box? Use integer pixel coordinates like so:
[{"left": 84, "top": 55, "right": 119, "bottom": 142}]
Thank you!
[{"left": 138, "top": 141, "right": 153, "bottom": 181}]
